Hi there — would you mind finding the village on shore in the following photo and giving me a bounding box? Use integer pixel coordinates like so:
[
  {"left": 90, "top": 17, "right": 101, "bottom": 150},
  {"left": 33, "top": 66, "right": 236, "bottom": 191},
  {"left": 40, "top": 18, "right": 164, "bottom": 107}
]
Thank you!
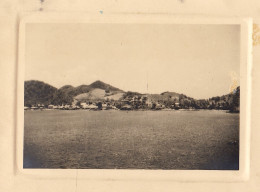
[
  {"left": 24, "top": 94, "right": 238, "bottom": 112},
  {"left": 24, "top": 95, "right": 183, "bottom": 111},
  {"left": 24, "top": 80, "right": 240, "bottom": 113}
]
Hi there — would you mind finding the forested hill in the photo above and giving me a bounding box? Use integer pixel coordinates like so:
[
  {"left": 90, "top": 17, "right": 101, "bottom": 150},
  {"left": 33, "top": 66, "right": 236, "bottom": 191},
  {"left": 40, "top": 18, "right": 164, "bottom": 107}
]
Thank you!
[
  {"left": 24, "top": 80, "right": 124, "bottom": 106},
  {"left": 24, "top": 80, "right": 57, "bottom": 106},
  {"left": 24, "top": 80, "right": 240, "bottom": 112}
]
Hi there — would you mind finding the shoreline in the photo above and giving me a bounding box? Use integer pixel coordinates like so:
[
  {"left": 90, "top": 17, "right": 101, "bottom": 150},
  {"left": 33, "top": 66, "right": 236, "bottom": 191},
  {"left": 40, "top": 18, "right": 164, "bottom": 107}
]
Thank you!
[{"left": 24, "top": 108, "right": 237, "bottom": 113}]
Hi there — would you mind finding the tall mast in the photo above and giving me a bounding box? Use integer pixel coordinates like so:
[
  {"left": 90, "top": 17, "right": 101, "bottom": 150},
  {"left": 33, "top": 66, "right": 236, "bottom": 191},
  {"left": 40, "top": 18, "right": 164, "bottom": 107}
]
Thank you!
[{"left": 146, "top": 71, "right": 148, "bottom": 93}]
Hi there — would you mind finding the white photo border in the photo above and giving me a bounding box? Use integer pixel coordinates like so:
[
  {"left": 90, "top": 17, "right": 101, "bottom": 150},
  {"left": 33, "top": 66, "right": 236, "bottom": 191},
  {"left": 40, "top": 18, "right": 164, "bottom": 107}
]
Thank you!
[{"left": 16, "top": 13, "right": 252, "bottom": 182}]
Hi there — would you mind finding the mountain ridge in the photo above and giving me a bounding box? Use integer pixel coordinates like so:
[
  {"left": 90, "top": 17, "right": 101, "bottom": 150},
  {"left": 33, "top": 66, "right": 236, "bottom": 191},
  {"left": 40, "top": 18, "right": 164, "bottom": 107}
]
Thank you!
[{"left": 24, "top": 80, "right": 240, "bottom": 112}]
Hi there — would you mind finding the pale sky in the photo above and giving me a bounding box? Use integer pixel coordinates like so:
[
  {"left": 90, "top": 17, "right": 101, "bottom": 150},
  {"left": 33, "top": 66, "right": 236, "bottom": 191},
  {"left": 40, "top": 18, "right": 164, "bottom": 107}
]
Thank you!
[{"left": 25, "top": 23, "right": 240, "bottom": 99}]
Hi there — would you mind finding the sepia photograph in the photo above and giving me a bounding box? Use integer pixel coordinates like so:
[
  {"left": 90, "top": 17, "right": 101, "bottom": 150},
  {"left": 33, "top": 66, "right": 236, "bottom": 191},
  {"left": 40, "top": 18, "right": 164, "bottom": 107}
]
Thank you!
[{"left": 22, "top": 22, "right": 240, "bottom": 170}]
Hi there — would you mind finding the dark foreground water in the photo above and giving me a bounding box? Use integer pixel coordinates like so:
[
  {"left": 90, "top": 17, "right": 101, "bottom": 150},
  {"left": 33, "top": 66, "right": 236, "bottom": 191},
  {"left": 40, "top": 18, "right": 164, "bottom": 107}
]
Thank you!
[{"left": 24, "top": 110, "right": 239, "bottom": 169}]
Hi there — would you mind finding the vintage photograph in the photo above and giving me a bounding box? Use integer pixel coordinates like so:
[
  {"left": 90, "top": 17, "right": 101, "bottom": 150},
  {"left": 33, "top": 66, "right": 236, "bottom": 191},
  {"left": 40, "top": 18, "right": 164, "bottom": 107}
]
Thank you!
[{"left": 23, "top": 23, "right": 240, "bottom": 170}]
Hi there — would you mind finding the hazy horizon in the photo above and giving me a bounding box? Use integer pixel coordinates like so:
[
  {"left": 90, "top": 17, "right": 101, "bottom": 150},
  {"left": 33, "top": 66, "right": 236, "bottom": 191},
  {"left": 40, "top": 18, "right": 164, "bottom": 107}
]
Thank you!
[{"left": 25, "top": 23, "right": 240, "bottom": 99}]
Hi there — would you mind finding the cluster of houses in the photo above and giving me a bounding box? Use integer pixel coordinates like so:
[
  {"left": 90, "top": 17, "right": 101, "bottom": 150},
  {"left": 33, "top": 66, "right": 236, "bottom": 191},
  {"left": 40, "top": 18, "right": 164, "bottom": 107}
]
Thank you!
[
  {"left": 24, "top": 101, "right": 126, "bottom": 111},
  {"left": 24, "top": 103, "right": 112, "bottom": 111},
  {"left": 24, "top": 88, "right": 239, "bottom": 112},
  {"left": 119, "top": 95, "right": 180, "bottom": 110},
  {"left": 24, "top": 95, "right": 181, "bottom": 111}
]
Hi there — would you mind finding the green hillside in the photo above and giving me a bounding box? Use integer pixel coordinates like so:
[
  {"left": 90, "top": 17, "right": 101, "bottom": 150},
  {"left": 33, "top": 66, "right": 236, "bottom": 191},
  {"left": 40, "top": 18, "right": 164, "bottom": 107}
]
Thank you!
[
  {"left": 24, "top": 80, "right": 57, "bottom": 106},
  {"left": 24, "top": 80, "right": 240, "bottom": 112},
  {"left": 25, "top": 80, "right": 124, "bottom": 106}
]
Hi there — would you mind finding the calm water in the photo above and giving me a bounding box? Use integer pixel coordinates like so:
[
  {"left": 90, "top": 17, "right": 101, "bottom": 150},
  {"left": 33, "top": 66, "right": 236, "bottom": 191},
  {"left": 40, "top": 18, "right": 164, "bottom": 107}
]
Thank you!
[{"left": 24, "top": 110, "right": 239, "bottom": 169}]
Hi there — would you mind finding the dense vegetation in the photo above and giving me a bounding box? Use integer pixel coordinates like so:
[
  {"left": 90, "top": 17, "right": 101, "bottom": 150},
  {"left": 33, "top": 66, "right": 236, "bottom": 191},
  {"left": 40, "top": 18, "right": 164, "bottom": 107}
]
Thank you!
[
  {"left": 24, "top": 80, "right": 123, "bottom": 106},
  {"left": 24, "top": 80, "right": 57, "bottom": 107}
]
